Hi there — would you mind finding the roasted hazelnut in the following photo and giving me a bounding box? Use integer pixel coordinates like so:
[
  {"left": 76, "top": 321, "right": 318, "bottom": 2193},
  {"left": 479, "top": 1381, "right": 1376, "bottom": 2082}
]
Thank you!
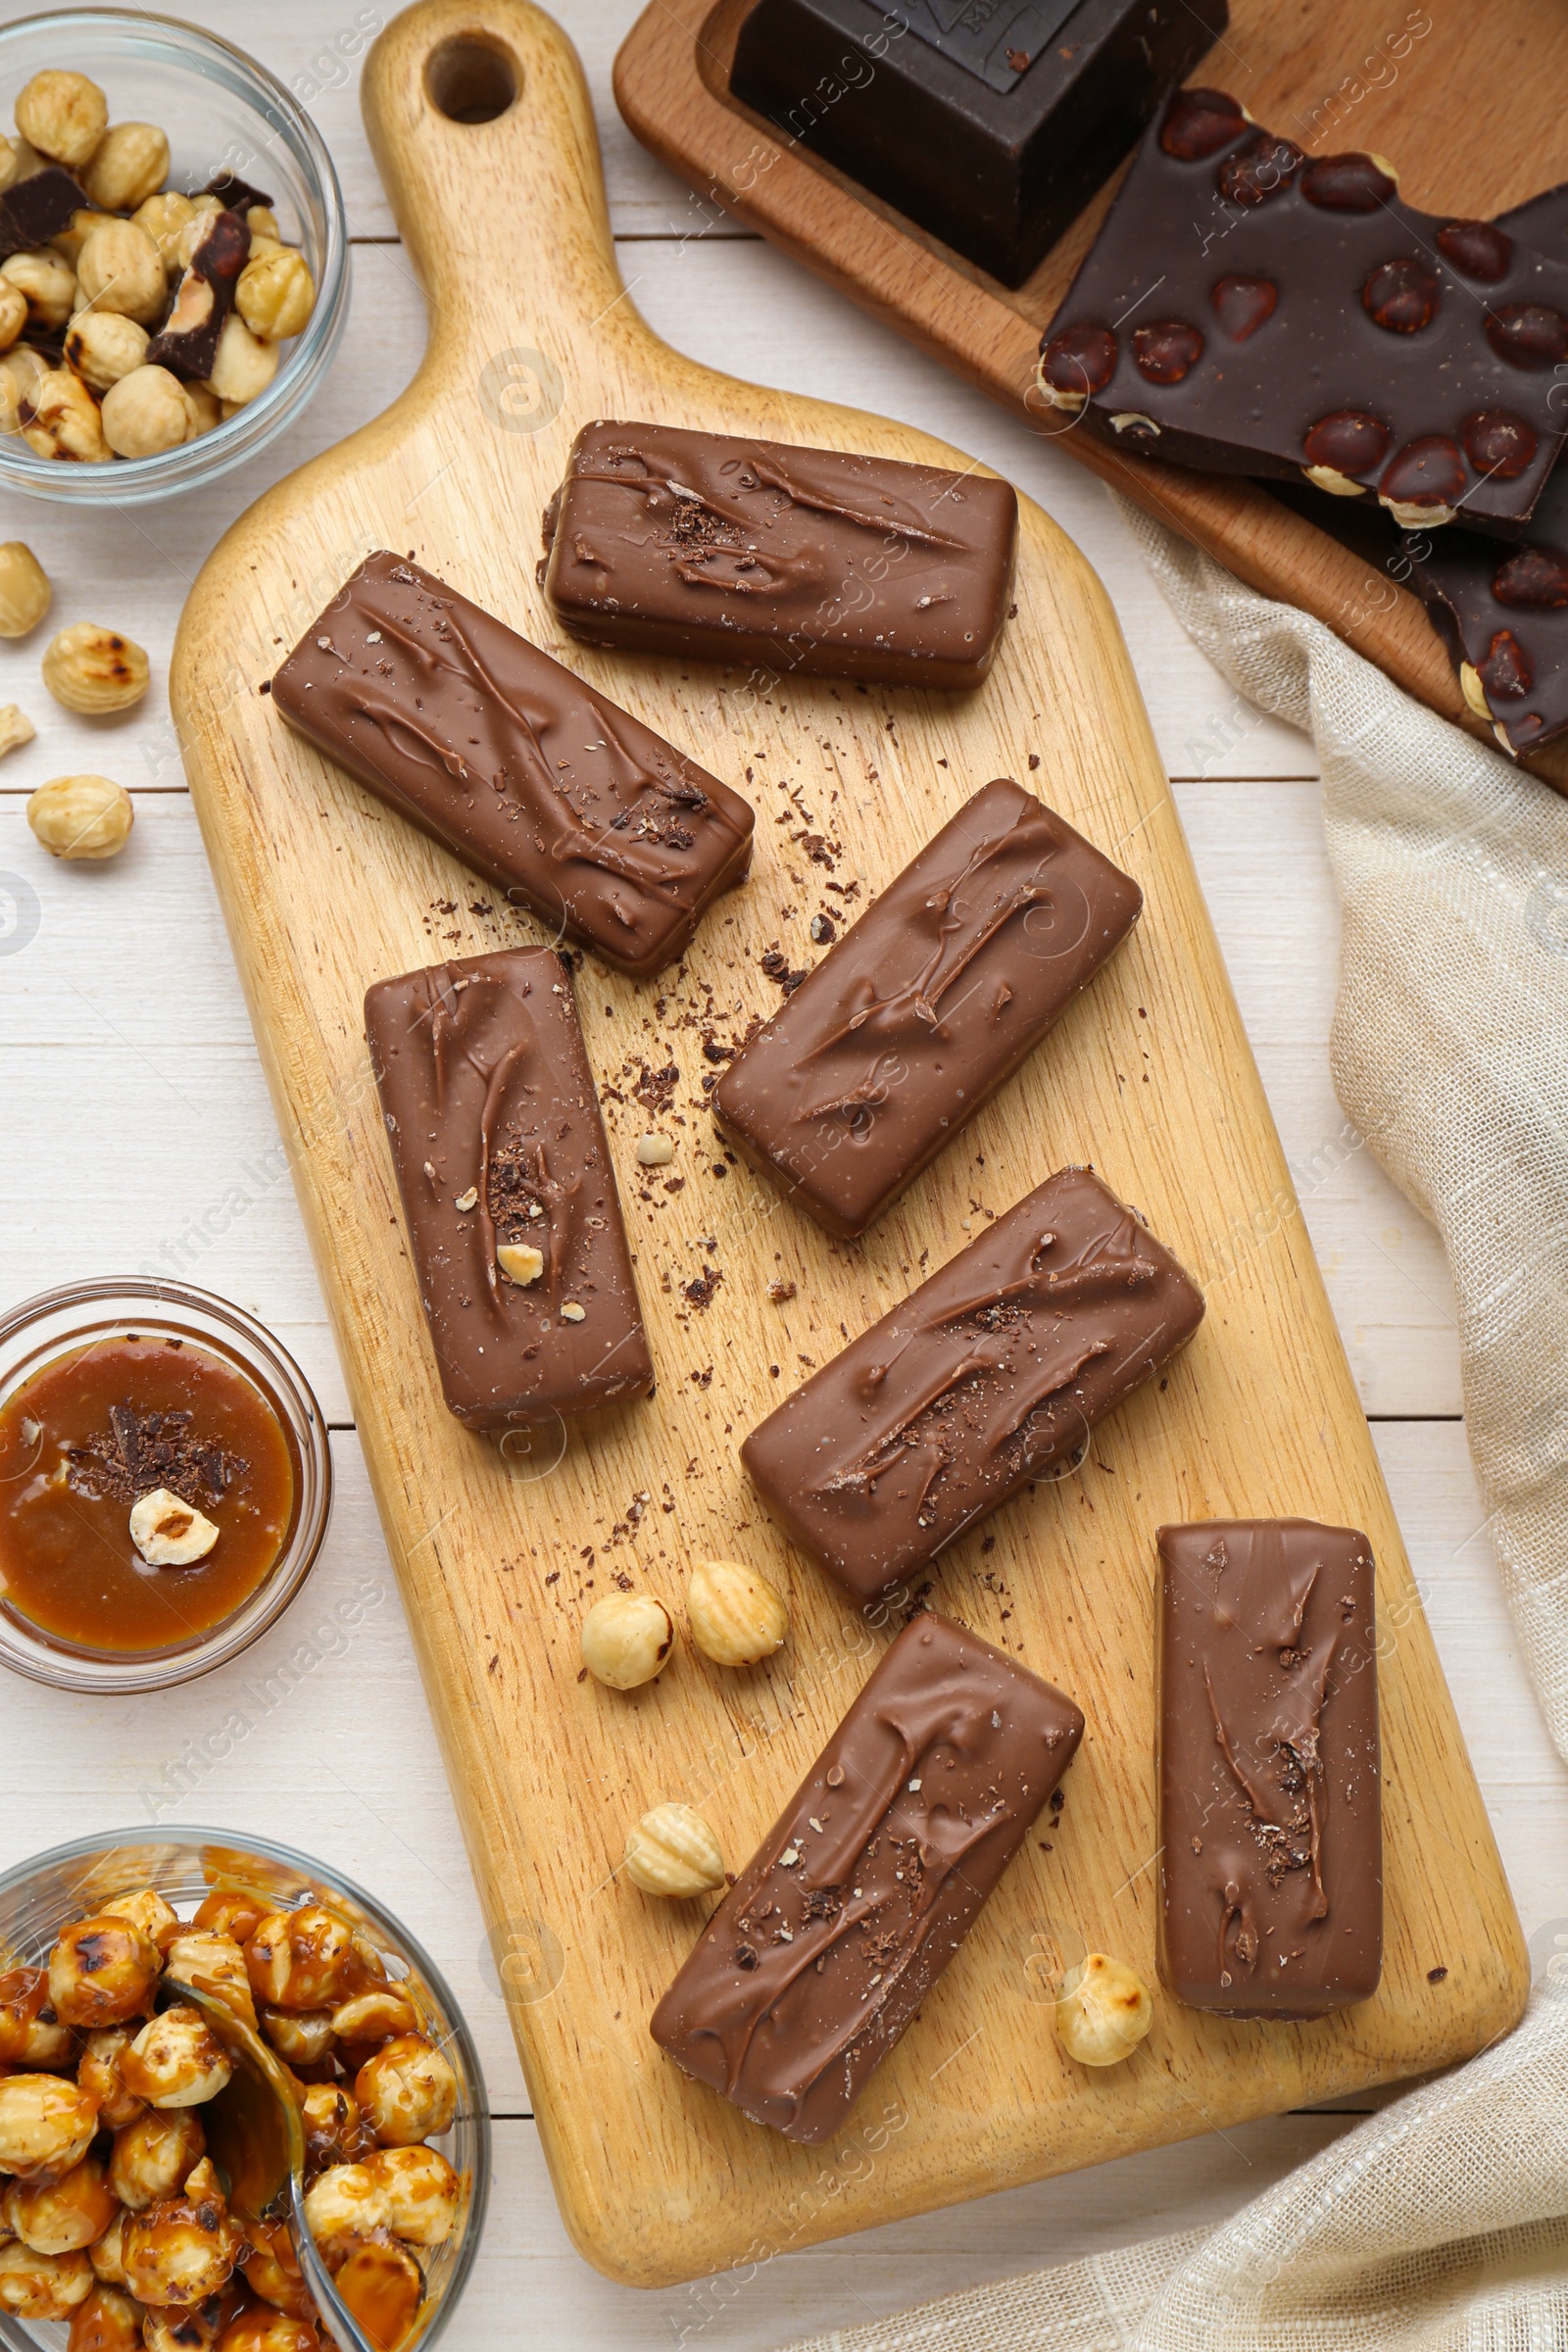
[
  {"left": 82, "top": 122, "right": 171, "bottom": 215},
  {"left": 1158, "top": 84, "right": 1245, "bottom": 160},
  {"left": 190, "top": 1889, "right": 270, "bottom": 1945},
  {"left": 623, "top": 1802, "right": 725, "bottom": 1898},
  {"left": 1379, "top": 433, "right": 1466, "bottom": 525},
  {"left": 300, "top": 2163, "right": 391, "bottom": 2259},
  {"left": 42, "top": 622, "right": 150, "bottom": 712},
  {"left": 0, "top": 2073, "right": 101, "bottom": 2182},
  {"left": 1036, "top": 321, "right": 1116, "bottom": 411},
  {"left": 2, "top": 2152, "right": 117, "bottom": 2254},
  {"left": 0, "top": 344, "right": 51, "bottom": 434},
  {"left": 66, "top": 2279, "right": 145, "bottom": 2352},
  {"left": 4, "top": 2004, "right": 75, "bottom": 2070},
  {"left": 108, "top": 2107, "right": 205, "bottom": 2211},
  {"left": 1494, "top": 543, "right": 1568, "bottom": 610},
  {"left": 51, "top": 209, "right": 117, "bottom": 268},
  {"left": 75, "top": 220, "right": 165, "bottom": 325},
  {"left": 23, "top": 368, "right": 111, "bottom": 464},
  {"left": 163, "top": 1934, "right": 256, "bottom": 2030},
  {"left": 0, "top": 2239, "right": 94, "bottom": 2319},
  {"left": 0, "top": 540, "right": 49, "bottom": 637},
  {"left": 496, "top": 1240, "right": 543, "bottom": 1285},
  {"left": 1462, "top": 408, "right": 1538, "bottom": 482},
  {"left": 78, "top": 2026, "right": 147, "bottom": 2130},
  {"left": 122, "top": 2157, "right": 243, "bottom": 2308},
  {"left": 335, "top": 2237, "right": 422, "bottom": 2344},
  {"left": 48, "top": 1917, "right": 160, "bottom": 2029},
  {"left": 15, "top": 70, "right": 108, "bottom": 170},
  {"left": 129, "top": 1487, "right": 219, "bottom": 1564},
  {"left": 235, "top": 247, "right": 315, "bottom": 342},
  {"left": 301, "top": 2082, "right": 366, "bottom": 2173},
  {"left": 237, "top": 2215, "right": 314, "bottom": 2322},
  {"left": 88, "top": 2209, "right": 129, "bottom": 2283},
  {"left": 218, "top": 2309, "right": 320, "bottom": 2352},
  {"left": 205, "top": 312, "right": 277, "bottom": 406},
  {"left": 27, "top": 775, "right": 134, "bottom": 861},
  {"left": 246, "top": 1907, "right": 355, "bottom": 2012},
  {"left": 100, "top": 1890, "right": 179, "bottom": 1952},
  {"left": 182, "top": 381, "right": 221, "bottom": 439},
  {"left": 2, "top": 246, "right": 78, "bottom": 329},
  {"left": 355, "top": 2034, "right": 458, "bottom": 2146},
  {"left": 1299, "top": 152, "right": 1396, "bottom": 212},
  {"left": 143, "top": 2287, "right": 243, "bottom": 2351},
  {"left": 120, "top": 2006, "right": 231, "bottom": 2109},
  {"left": 0, "top": 1965, "right": 52, "bottom": 2057},
  {"left": 1485, "top": 301, "right": 1568, "bottom": 369},
  {"left": 365, "top": 2144, "right": 460, "bottom": 2246},
  {"left": 133, "top": 191, "right": 196, "bottom": 277},
  {"left": 260, "top": 2007, "right": 335, "bottom": 2068},
  {"left": 686, "top": 1558, "right": 788, "bottom": 1666},
  {"left": 0, "top": 703, "right": 34, "bottom": 759},
  {"left": 1217, "top": 133, "right": 1302, "bottom": 207},
  {"left": 0, "top": 277, "right": 24, "bottom": 351},
  {"left": 1054, "top": 1951, "right": 1153, "bottom": 2066},
  {"left": 580, "top": 1590, "right": 673, "bottom": 1690},
  {"left": 330, "top": 1988, "right": 417, "bottom": 2044},
  {"left": 0, "top": 132, "right": 21, "bottom": 192},
  {"left": 64, "top": 308, "right": 149, "bottom": 391}
]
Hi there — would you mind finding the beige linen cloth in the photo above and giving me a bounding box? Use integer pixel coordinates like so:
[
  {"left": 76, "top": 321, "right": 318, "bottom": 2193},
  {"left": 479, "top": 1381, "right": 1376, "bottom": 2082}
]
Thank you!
[{"left": 783, "top": 509, "right": 1568, "bottom": 2351}]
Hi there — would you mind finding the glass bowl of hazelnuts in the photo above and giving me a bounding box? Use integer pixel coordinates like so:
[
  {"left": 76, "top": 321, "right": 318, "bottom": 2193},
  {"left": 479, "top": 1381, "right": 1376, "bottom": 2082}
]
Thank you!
[
  {"left": 0, "top": 1829, "right": 490, "bottom": 2350},
  {"left": 0, "top": 11, "right": 350, "bottom": 504}
]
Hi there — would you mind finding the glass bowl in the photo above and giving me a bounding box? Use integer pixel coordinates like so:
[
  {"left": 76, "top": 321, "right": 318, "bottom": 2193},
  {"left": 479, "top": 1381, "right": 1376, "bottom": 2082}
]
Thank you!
[
  {"left": 0, "top": 1276, "right": 332, "bottom": 1692},
  {"left": 0, "top": 1827, "right": 490, "bottom": 2352},
  {"left": 0, "top": 8, "right": 350, "bottom": 504}
]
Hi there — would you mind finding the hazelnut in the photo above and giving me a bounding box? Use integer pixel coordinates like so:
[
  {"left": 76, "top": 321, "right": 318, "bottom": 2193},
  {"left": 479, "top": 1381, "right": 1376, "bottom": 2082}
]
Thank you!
[
  {"left": 89, "top": 2208, "right": 129, "bottom": 2283},
  {"left": 70, "top": 2282, "right": 143, "bottom": 2349},
  {"left": 0, "top": 2073, "right": 101, "bottom": 2181},
  {"left": 0, "top": 278, "right": 24, "bottom": 352},
  {"left": 132, "top": 190, "right": 195, "bottom": 276},
  {"left": 2, "top": 2152, "right": 116, "bottom": 2255},
  {"left": 82, "top": 122, "right": 171, "bottom": 215},
  {"left": 236, "top": 247, "right": 315, "bottom": 343},
  {"left": 163, "top": 1932, "right": 256, "bottom": 2029},
  {"left": 1054, "top": 1952, "right": 1153, "bottom": 2067},
  {"left": 99, "top": 1888, "right": 178, "bottom": 1949},
  {"left": 260, "top": 2006, "right": 336, "bottom": 2067},
  {"left": 686, "top": 1558, "right": 788, "bottom": 1667},
  {"left": 0, "top": 2239, "right": 93, "bottom": 2319},
  {"left": 120, "top": 2005, "right": 231, "bottom": 2107},
  {"left": 1, "top": 248, "right": 78, "bottom": 330},
  {"left": 181, "top": 381, "right": 221, "bottom": 440},
  {"left": 50, "top": 208, "right": 117, "bottom": 268},
  {"left": 107, "top": 2108, "right": 204, "bottom": 2212},
  {"left": 245, "top": 1905, "right": 354, "bottom": 2011},
  {"left": 0, "top": 134, "right": 20, "bottom": 194},
  {"left": 75, "top": 220, "right": 165, "bottom": 325},
  {"left": 0, "top": 542, "right": 50, "bottom": 636},
  {"left": 42, "top": 622, "right": 150, "bottom": 712},
  {"left": 580, "top": 1591, "right": 674, "bottom": 1690},
  {"left": 0, "top": 346, "right": 50, "bottom": 434},
  {"left": 64, "top": 308, "right": 148, "bottom": 391},
  {"left": 301, "top": 2161, "right": 391, "bottom": 2257},
  {"left": 101, "top": 364, "right": 188, "bottom": 459},
  {"left": 364, "top": 2143, "right": 459, "bottom": 2246},
  {"left": 15, "top": 71, "right": 108, "bottom": 171},
  {"left": 77, "top": 2026, "right": 146, "bottom": 2131},
  {"left": 329, "top": 1987, "right": 417, "bottom": 2042},
  {"left": 20, "top": 368, "right": 110, "bottom": 464},
  {"left": 635, "top": 1133, "right": 674, "bottom": 1165},
  {"left": 26, "top": 775, "right": 133, "bottom": 861},
  {"left": 49, "top": 1916, "right": 160, "bottom": 2032},
  {"left": 205, "top": 312, "right": 278, "bottom": 406},
  {"left": 246, "top": 205, "right": 281, "bottom": 242},
  {"left": 623, "top": 1802, "right": 725, "bottom": 1898},
  {"left": 496, "top": 1241, "right": 543, "bottom": 1286},
  {"left": 1459, "top": 662, "right": 1492, "bottom": 721},
  {"left": 354, "top": 2034, "right": 458, "bottom": 2145},
  {"left": 0, "top": 705, "right": 35, "bottom": 760}
]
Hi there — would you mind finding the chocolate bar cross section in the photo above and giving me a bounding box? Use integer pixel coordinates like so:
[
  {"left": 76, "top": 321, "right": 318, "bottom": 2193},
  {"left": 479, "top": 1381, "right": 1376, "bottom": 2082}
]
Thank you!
[
  {"left": 650, "top": 1612, "right": 1084, "bottom": 2142},
  {"left": 364, "top": 947, "right": 652, "bottom": 1430},
  {"left": 272, "top": 552, "right": 754, "bottom": 980},
  {"left": 743, "top": 1165, "right": 1204, "bottom": 1598},
  {"left": 1040, "top": 89, "right": 1568, "bottom": 535},
  {"left": 540, "top": 419, "right": 1018, "bottom": 688},
  {"left": 1157, "top": 1518, "right": 1382, "bottom": 2018},
  {"left": 714, "top": 777, "right": 1142, "bottom": 1239}
]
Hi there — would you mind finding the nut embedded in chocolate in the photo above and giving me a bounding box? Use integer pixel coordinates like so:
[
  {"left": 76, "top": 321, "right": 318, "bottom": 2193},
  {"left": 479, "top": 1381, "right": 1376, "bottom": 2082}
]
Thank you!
[
  {"left": 1299, "top": 153, "right": 1396, "bottom": 212},
  {"left": 1437, "top": 218, "right": 1514, "bottom": 282},
  {"left": 1038, "top": 322, "right": 1118, "bottom": 404},
  {"left": 1133, "top": 320, "right": 1203, "bottom": 384},
  {"left": 1380, "top": 435, "right": 1466, "bottom": 515},
  {"left": 1363, "top": 256, "right": 1439, "bottom": 335},
  {"left": 1159, "top": 85, "right": 1244, "bottom": 161},
  {"left": 1477, "top": 627, "right": 1533, "bottom": 699},
  {"left": 1485, "top": 302, "right": 1568, "bottom": 368},
  {"left": 1462, "top": 409, "right": 1538, "bottom": 480},
  {"left": 1217, "top": 133, "right": 1302, "bottom": 208},
  {"left": 1493, "top": 544, "right": 1568, "bottom": 610},
  {"left": 1302, "top": 411, "right": 1390, "bottom": 478},
  {"left": 1211, "top": 275, "right": 1277, "bottom": 341}
]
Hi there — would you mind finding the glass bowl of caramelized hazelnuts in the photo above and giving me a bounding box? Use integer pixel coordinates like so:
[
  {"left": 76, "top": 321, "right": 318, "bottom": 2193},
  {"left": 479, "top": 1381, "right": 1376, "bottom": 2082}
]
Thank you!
[
  {"left": 0, "top": 1830, "right": 490, "bottom": 2352},
  {"left": 0, "top": 11, "right": 349, "bottom": 504}
]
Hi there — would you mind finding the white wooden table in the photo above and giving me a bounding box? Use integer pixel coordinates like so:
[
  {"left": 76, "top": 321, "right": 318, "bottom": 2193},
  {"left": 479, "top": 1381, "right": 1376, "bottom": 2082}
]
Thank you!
[{"left": 1, "top": 6, "right": 1563, "bottom": 2342}]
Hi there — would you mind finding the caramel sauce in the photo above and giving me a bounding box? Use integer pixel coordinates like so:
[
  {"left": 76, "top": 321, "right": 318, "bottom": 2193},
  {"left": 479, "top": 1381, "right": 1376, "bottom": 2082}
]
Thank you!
[{"left": 0, "top": 1335, "right": 296, "bottom": 1655}]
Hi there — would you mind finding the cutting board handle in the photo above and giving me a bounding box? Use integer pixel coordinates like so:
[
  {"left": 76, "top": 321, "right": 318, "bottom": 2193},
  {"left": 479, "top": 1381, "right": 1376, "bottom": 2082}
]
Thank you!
[{"left": 363, "top": 0, "right": 636, "bottom": 399}]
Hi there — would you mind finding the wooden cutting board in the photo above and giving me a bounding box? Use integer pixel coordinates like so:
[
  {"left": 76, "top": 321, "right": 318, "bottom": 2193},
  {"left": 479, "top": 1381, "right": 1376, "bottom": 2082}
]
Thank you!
[
  {"left": 172, "top": 0, "right": 1527, "bottom": 2290},
  {"left": 615, "top": 0, "right": 1568, "bottom": 797}
]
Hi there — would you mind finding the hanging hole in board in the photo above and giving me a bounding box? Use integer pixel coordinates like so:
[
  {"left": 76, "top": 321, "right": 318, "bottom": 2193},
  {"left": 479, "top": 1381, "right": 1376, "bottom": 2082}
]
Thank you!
[{"left": 426, "top": 34, "right": 520, "bottom": 123}]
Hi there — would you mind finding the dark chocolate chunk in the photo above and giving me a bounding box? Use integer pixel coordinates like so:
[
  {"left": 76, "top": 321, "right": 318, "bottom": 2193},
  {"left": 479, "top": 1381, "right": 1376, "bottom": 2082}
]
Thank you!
[
  {"left": 200, "top": 171, "right": 273, "bottom": 217},
  {"left": 0, "top": 164, "right": 87, "bottom": 258},
  {"left": 714, "top": 778, "right": 1142, "bottom": 1240},
  {"left": 651, "top": 1612, "right": 1083, "bottom": 2140},
  {"left": 742, "top": 1165, "right": 1203, "bottom": 1599},
  {"left": 728, "top": 0, "right": 1228, "bottom": 289},
  {"left": 1039, "top": 97, "right": 1568, "bottom": 534},
  {"left": 273, "top": 552, "right": 754, "bottom": 980},
  {"left": 1157, "top": 1519, "right": 1381, "bottom": 2018},
  {"left": 147, "top": 208, "right": 250, "bottom": 382},
  {"left": 540, "top": 419, "right": 1018, "bottom": 690},
  {"left": 365, "top": 948, "right": 653, "bottom": 1430}
]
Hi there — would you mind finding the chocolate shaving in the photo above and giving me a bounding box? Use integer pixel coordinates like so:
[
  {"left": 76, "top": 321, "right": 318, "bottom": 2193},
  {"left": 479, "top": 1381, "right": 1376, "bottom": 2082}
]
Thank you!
[{"left": 69, "top": 1405, "right": 247, "bottom": 1509}]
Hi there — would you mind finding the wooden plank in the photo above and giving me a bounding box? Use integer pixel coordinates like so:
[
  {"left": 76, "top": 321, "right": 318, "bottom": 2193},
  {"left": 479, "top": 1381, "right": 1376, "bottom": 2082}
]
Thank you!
[
  {"left": 613, "top": 0, "right": 1568, "bottom": 796},
  {"left": 166, "top": 0, "right": 1524, "bottom": 2286}
]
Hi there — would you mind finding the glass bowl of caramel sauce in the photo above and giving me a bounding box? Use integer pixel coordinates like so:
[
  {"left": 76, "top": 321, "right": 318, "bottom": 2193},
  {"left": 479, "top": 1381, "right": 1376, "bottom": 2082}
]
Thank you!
[{"left": 0, "top": 1280, "right": 332, "bottom": 1692}]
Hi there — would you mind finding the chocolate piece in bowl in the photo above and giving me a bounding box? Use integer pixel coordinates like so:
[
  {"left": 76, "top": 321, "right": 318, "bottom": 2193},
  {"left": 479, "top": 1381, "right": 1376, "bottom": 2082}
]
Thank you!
[
  {"left": 273, "top": 552, "right": 754, "bottom": 980},
  {"left": 650, "top": 1611, "right": 1083, "bottom": 2142},
  {"left": 0, "top": 164, "right": 87, "bottom": 257},
  {"left": 1038, "top": 90, "right": 1568, "bottom": 536},
  {"left": 714, "top": 777, "right": 1143, "bottom": 1239},
  {"left": 365, "top": 947, "right": 653, "bottom": 1431},
  {"left": 147, "top": 207, "right": 250, "bottom": 382},
  {"left": 742, "top": 1165, "right": 1203, "bottom": 1600},
  {"left": 728, "top": 0, "right": 1230, "bottom": 290},
  {"left": 540, "top": 419, "right": 1018, "bottom": 688},
  {"left": 1157, "top": 1518, "right": 1381, "bottom": 2017}
]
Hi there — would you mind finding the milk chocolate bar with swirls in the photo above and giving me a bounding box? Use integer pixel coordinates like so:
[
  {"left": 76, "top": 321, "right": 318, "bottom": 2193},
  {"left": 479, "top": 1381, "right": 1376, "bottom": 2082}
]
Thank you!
[
  {"left": 714, "top": 778, "right": 1142, "bottom": 1239},
  {"left": 365, "top": 948, "right": 652, "bottom": 1430},
  {"left": 650, "top": 1611, "right": 1083, "bottom": 2142},
  {"left": 1157, "top": 1518, "right": 1381, "bottom": 2017},
  {"left": 539, "top": 419, "right": 1018, "bottom": 687},
  {"left": 742, "top": 1165, "right": 1204, "bottom": 1598},
  {"left": 1038, "top": 88, "right": 1568, "bottom": 536},
  {"left": 272, "top": 553, "right": 754, "bottom": 980}
]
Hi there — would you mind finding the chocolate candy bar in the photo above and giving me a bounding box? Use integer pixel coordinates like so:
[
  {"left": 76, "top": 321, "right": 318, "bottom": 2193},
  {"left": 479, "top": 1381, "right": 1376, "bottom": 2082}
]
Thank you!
[
  {"left": 1039, "top": 89, "right": 1568, "bottom": 534},
  {"left": 714, "top": 777, "right": 1142, "bottom": 1239},
  {"left": 743, "top": 1165, "right": 1203, "bottom": 1599},
  {"left": 1157, "top": 1518, "right": 1381, "bottom": 2018},
  {"left": 0, "top": 164, "right": 87, "bottom": 257},
  {"left": 729, "top": 0, "right": 1228, "bottom": 290},
  {"left": 273, "top": 553, "right": 754, "bottom": 981},
  {"left": 540, "top": 419, "right": 1018, "bottom": 689},
  {"left": 651, "top": 1611, "right": 1083, "bottom": 2141},
  {"left": 364, "top": 948, "right": 652, "bottom": 1430}
]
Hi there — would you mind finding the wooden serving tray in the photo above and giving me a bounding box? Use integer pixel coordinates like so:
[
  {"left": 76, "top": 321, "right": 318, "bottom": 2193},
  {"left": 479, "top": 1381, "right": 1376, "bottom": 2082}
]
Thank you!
[
  {"left": 172, "top": 0, "right": 1526, "bottom": 2289},
  {"left": 615, "top": 0, "right": 1568, "bottom": 795}
]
